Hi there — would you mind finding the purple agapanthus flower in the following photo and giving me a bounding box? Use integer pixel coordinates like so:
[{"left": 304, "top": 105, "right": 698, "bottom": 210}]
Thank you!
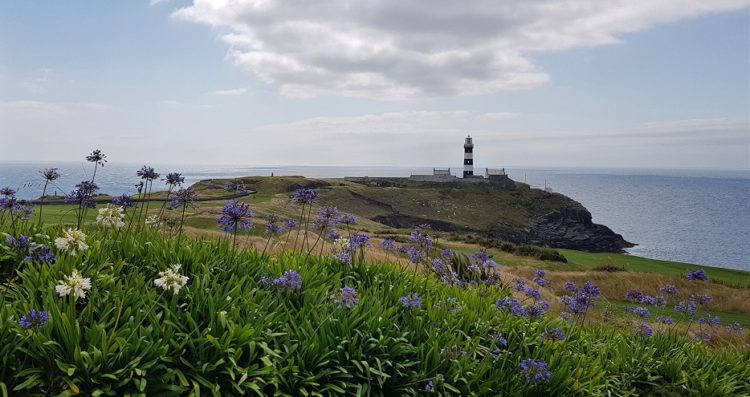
[
  {"left": 284, "top": 219, "right": 299, "bottom": 229},
  {"left": 112, "top": 194, "right": 136, "bottom": 209},
  {"left": 264, "top": 214, "right": 284, "bottom": 236},
  {"left": 626, "top": 290, "right": 644, "bottom": 302},
  {"left": 526, "top": 301, "right": 550, "bottom": 319},
  {"left": 675, "top": 300, "right": 697, "bottom": 317},
  {"left": 541, "top": 328, "right": 566, "bottom": 342},
  {"left": 409, "top": 226, "right": 433, "bottom": 250},
  {"left": 693, "top": 294, "right": 712, "bottom": 305},
  {"left": 659, "top": 284, "right": 678, "bottom": 296},
  {"left": 65, "top": 181, "right": 99, "bottom": 208},
  {"left": 340, "top": 213, "right": 357, "bottom": 225},
  {"left": 560, "top": 281, "right": 601, "bottom": 319},
  {"left": 626, "top": 306, "right": 651, "bottom": 319},
  {"left": 19, "top": 310, "right": 50, "bottom": 330},
  {"left": 334, "top": 286, "right": 359, "bottom": 309},
  {"left": 311, "top": 206, "right": 340, "bottom": 230},
  {"left": 25, "top": 244, "right": 56, "bottom": 264},
  {"left": 85, "top": 149, "right": 107, "bottom": 166},
  {"left": 170, "top": 187, "right": 199, "bottom": 210},
  {"left": 520, "top": 359, "right": 551, "bottom": 384},
  {"left": 349, "top": 233, "right": 370, "bottom": 249},
  {"left": 333, "top": 250, "right": 352, "bottom": 265},
  {"left": 164, "top": 172, "right": 185, "bottom": 187},
  {"left": 687, "top": 269, "right": 708, "bottom": 282},
  {"left": 0, "top": 187, "right": 15, "bottom": 197},
  {"left": 441, "top": 248, "right": 454, "bottom": 259},
  {"left": 217, "top": 199, "right": 253, "bottom": 233},
  {"left": 381, "top": 238, "right": 397, "bottom": 252},
  {"left": 432, "top": 258, "right": 448, "bottom": 274},
  {"left": 533, "top": 269, "right": 549, "bottom": 287},
  {"left": 326, "top": 230, "right": 342, "bottom": 240},
  {"left": 563, "top": 282, "right": 577, "bottom": 293},
  {"left": 137, "top": 165, "right": 159, "bottom": 181},
  {"left": 291, "top": 188, "right": 318, "bottom": 204},
  {"left": 698, "top": 314, "right": 721, "bottom": 330},
  {"left": 270, "top": 270, "right": 302, "bottom": 293},
  {"left": 6, "top": 235, "right": 30, "bottom": 250},
  {"left": 656, "top": 316, "right": 674, "bottom": 325},
  {"left": 425, "top": 380, "right": 433, "bottom": 391},
  {"left": 637, "top": 322, "right": 653, "bottom": 337},
  {"left": 496, "top": 297, "right": 525, "bottom": 317},
  {"left": 399, "top": 293, "right": 422, "bottom": 309},
  {"left": 726, "top": 322, "right": 744, "bottom": 335}
]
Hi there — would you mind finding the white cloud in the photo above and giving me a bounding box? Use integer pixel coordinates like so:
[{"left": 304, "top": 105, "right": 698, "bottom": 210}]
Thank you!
[
  {"left": 211, "top": 87, "right": 247, "bottom": 96},
  {"left": 173, "top": 0, "right": 749, "bottom": 99},
  {"left": 149, "top": 0, "right": 171, "bottom": 6},
  {"left": 0, "top": 100, "right": 67, "bottom": 120}
]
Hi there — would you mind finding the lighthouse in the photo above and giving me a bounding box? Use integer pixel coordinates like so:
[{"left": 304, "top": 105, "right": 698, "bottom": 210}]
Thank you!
[{"left": 463, "top": 135, "right": 474, "bottom": 178}]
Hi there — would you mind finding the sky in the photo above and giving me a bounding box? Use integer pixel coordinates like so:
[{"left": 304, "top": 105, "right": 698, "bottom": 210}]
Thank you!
[{"left": 0, "top": 0, "right": 748, "bottom": 170}]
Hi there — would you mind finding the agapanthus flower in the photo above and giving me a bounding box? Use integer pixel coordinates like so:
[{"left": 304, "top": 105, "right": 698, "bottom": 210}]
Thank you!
[
  {"left": 11, "top": 203, "right": 33, "bottom": 221},
  {"left": 6, "top": 235, "right": 30, "bottom": 250},
  {"left": 340, "top": 213, "right": 358, "bottom": 225},
  {"left": 698, "top": 314, "right": 721, "bottom": 330},
  {"left": 55, "top": 270, "right": 92, "bottom": 300},
  {"left": 334, "top": 286, "right": 359, "bottom": 309},
  {"left": 687, "top": 269, "right": 708, "bottom": 282},
  {"left": 85, "top": 149, "right": 107, "bottom": 166},
  {"left": 0, "top": 187, "right": 15, "bottom": 196},
  {"left": 560, "top": 281, "right": 601, "bottom": 318},
  {"left": 40, "top": 168, "right": 61, "bottom": 181},
  {"left": 425, "top": 380, "right": 433, "bottom": 391},
  {"left": 441, "top": 248, "right": 454, "bottom": 259},
  {"left": 693, "top": 293, "right": 712, "bottom": 305},
  {"left": 496, "top": 297, "right": 526, "bottom": 317},
  {"left": 137, "top": 165, "right": 159, "bottom": 181},
  {"left": 432, "top": 258, "right": 448, "bottom": 274},
  {"left": 284, "top": 219, "right": 299, "bottom": 229},
  {"left": 403, "top": 245, "right": 425, "bottom": 264},
  {"left": 524, "top": 286, "right": 542, "bottom": 301},
  {"left": 636, "top": 322, "right": 653, "bottom": 337},
  {"left": 291, "top": 188, "right": 318, "bottom": 204},
  {"left": 563, "top": 282, "right": 577, "bottom": 292},
  {"left": 65, "top": 181, "right": 99, "bottom": 208},
  {"left": 326, "top": 229, "right": 342, "bottom": 240},
  {"left": 526, "top": 301, "right": 550, "bottom": 319},
  {"left": 311, "top": 206, "right": 340, "bottom": 230},
  {"left": 514, "top": 278, "right": 527, "bottom": 292},
  {"left": 520, "top": 359, "right": 551, "bottom": 384},
  {"left": 264, "top": 214, "right": 284, "bottom": 236},
  {"left": 541, "top": 328, "right": 566, "bottom": 342},
  {"left": 656, "top": 316, "right": 674, "bottom": 325},
  {"left": 674, "top": 300, "right": 697, "bottom": 317},
  {"left": 170, "top": 187, "right": 199, "bottom": 210},
  {"left": 533, "top": 269, "right": 549, "bottom": 287},
  {"left": 399, "top": 293, "right": 422, "bottom": 310},
  {"left": 626, "top": 306, "right": 651, "bottom": 319},
  {"left": 135, "top": 181, "right": 144, "bottom": 194},
  {"left": 54, "top": 228, "right": 89, "bottom": 255},
  {"left": 726, "top": 322, "right": 744, "bottom": 335},
  {"left": 659, "top": 284, "right": 678, "bottom": 296},
  {"left": 409, "top": 226, "right": 433, "bottom": 250},
  {"left": 217, "top": 200, "right": 253, "bottom": 233},
  {"left": 626, "top": 290, "right": 644, "bottom": 302},
  {"left": 154, "top": 264, "right": 189, "bottom": 294},
  {"left": 96, "top": 204, "right": 125, "bottom": 229},
  {"left": 145, "top": 214, "right": 161, "bottom": 228},
  {"left": 19, "top": 310, "right": 50, "bottom": 330},
  {"left": 25, "top": 244, "right": 56, "bottom": 264},
  {"left": 349, "top": 233, "right": 370, "bottom": 249},
  {"left": 164, "top": 172, "right": 184, "bottom": 187},
  {"left": 333, "top": 251, "right": 352, "bottom": 264},
  {"left": 269, "top": 270, "right": 303, "bottom": 293},
  {"left": 693, "top": 330, "right": 712, "bottom": 343},
  {"left": 112, "top": 194, "right": 136, "bottom": 209},
  {"left": 494, "top": 332, "right": 509, "bottom": 348}
]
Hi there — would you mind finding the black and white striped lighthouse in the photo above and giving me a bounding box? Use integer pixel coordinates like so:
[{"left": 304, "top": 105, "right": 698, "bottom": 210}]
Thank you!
[{"left": 463, "top": 135, "right": 474, "bottom": 178}]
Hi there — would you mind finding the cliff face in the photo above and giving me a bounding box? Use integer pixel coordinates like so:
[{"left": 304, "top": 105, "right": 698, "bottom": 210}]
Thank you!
[{"left": 334, "top": 178, "right": 634, "bottom": 253}]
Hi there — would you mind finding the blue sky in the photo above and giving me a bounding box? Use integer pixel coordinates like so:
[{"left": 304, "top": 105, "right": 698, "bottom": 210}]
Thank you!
[{"left": 1, "top": 1, "right": 748, "bottom": 170}]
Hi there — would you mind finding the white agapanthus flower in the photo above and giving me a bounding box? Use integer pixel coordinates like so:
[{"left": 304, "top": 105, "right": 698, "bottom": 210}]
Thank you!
[
  {"left": 333, "top": 238, "right": 351, "bottom": 252},
  {"left": 145, "top": 214, "right": 161, "bottom": 228},
  {"left": 154, "top": 264, "right": 189, "bottom": 294},
  {"left": 55, "top": 270, "right": 92, "bottom": 300},
  {"left": 54, "top": 228, "right": 89, "bottom": 255},
  {"left": 96, "top": 204, "right": 125, "bottom": 229}
]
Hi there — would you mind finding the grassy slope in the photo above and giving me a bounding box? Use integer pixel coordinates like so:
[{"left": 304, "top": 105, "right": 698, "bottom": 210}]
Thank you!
[{"left": 2, "top": 224, "right": 749, "bottom": 396}]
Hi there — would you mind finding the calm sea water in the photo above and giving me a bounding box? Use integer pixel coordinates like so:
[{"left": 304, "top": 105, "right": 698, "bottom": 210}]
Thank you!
[{"left": 1, "top": 162, "right": 748, "bottom": 271}]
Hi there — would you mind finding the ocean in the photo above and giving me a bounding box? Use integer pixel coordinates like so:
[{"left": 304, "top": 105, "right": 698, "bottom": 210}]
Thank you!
[{"left": 1, "top": 162, "right": 748, "bottom": 271}]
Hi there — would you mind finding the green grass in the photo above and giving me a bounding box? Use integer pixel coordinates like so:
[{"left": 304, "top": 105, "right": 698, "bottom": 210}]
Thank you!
[
  {"left": 558, "top": 249, "right": 750, "bottom": 288},
  {"left": 1, "top": 218, "right": 749, "bottom": 396}
]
